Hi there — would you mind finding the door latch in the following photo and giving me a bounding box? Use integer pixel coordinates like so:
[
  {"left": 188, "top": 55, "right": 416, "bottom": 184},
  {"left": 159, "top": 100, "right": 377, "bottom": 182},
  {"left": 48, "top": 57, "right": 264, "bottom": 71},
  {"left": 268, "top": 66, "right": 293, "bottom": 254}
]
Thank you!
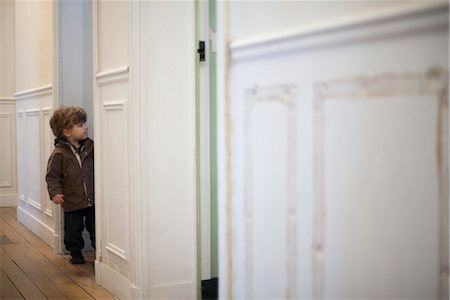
[{"left": 198, "top": 41, "right": 205, "bottom": 62}]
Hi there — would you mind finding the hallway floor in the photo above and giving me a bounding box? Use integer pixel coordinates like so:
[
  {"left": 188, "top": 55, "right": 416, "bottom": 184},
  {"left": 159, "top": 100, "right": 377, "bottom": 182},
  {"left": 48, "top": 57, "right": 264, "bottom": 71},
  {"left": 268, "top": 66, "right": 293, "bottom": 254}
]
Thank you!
[{"left": 0, "top": 207, "right": 115, "bottom": 300}]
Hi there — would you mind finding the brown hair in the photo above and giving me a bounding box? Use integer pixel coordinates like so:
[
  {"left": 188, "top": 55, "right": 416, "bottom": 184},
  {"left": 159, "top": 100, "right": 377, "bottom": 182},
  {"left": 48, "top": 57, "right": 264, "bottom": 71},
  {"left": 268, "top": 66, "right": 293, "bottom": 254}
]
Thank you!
[{"left": 49, "top": 106, "right": 87, "bottom": 138}]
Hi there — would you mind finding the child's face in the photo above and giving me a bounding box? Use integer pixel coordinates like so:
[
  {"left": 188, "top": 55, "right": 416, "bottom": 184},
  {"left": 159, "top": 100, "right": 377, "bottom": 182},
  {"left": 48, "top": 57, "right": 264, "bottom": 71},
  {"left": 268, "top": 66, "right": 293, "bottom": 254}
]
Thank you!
[{"left": 65, "top": 122, "right": 88, "bottom": 141}]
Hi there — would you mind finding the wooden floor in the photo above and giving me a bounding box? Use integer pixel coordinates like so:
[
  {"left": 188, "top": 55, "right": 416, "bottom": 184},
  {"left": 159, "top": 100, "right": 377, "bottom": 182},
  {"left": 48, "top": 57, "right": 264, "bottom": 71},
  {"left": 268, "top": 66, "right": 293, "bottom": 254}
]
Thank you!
[{"left": 0, "top": 207, "right": 116, "bottom": 300}]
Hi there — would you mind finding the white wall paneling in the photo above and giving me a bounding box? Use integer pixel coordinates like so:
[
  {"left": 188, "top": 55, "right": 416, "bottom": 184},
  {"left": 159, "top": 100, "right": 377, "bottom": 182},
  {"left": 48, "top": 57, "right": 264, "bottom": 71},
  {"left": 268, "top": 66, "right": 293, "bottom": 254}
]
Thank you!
[
  {"left": 0, "top": 113, "right": 13, "bottom": 187},
  {"left": 95, "top": 2, "right": 198, "bottom": 298},
  {"left": 0, "top": 100, "right": 17, "bottom": 207},
  {"left": 94, "top": 2, "right": 133, "bottom": 297},
  {"left": 94, "top": 65, "right": 132, "bottom": 299},
  {"left": 218, "top": 1, "right": 448, "bottom": 299},
  {"left": 15, "top": 85, "right": 57, "bottom": 248},
  {"left": 16, "top": 110, "right": 26, "bottom": 204},
  {"left": 122, "top": 1, "right": 198, "bottom": 299},
  {"left": 243, "top": 85, "right": 298, "bottom": 299},
  {"left": 25, "top": 108, "right": 41, "bottom": 210},
  {"left": 314, "top": 69, "right": 448, "bottom": 299},
  {"left": 42, "top": 107, "right": 53, "bottom": 217},
  {"left": 129, "top": 2, "right": 144, "bottom": 298},
  {"left": 102, "top": 99, "right": 129, "bottom": 264},
  {"left": 138, "top": 2, "right": 197, "bottom": 298}
]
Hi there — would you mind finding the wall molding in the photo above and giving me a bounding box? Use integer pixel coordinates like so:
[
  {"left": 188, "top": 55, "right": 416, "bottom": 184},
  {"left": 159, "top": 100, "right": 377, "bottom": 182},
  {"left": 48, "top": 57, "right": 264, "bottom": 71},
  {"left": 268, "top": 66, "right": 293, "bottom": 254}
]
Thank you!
[
  {"left": 0, "top": 97, "right": 15, "bottom": 105},
  {"left": 129, "top": 1, "right": 145, "bottom": 298},
  {"left": 102, "top": 101, "right": 125, "bottom": 110},
  {"left": 96, "top": 66, "right": 129, "bottom": 86},
  {"left": 105, "top": 243, "right": 128, "bottom": 261},
  {"left": 27, "top": 198, "right": 42, "bottom": 210},
  {"left": 15, "top": 85, "right": 52, "bottom": 101},
  {"left": 313, "top": 68, "right": 448, "bottom": 299},
  {"left": 0, "top": 112, "right": 13, "bottom": 187},
  {"left": 244, "top": 84, "right": 297, "bottom": 298},
  {"left": 97, "top": 262, "right": 132, "bottom": 300},
  {"left": 0, "top": 194, "right": 18, "bottom": 207},
  {"left": 149, "top": 281, "right": 195, "bottom": 298},
  {"left": 314, "top": 67, "right": 448, "bottom": 107},
  {"left": 44, "top": 208, "right": 52, "bottom": 217},
  {"left": 230, "top": 2, "right": 448, "bottom": 61}
]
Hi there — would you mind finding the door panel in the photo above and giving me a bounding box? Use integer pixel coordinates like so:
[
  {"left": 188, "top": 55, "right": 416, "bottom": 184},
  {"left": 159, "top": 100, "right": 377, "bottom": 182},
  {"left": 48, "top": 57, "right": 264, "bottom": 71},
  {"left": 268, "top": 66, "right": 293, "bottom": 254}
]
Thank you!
[{"left": 219, "top": 2, "right": 448, "bottom": 299}]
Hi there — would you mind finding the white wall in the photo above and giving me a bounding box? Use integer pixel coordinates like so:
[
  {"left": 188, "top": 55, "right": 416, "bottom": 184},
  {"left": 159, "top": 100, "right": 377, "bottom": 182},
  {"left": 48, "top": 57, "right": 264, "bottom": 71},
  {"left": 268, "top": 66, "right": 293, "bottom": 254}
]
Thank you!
[
  {"left": 60, "top": 0, "right": 93, "bottom": 131},
  {"left": 229, "top": 1, "right": 419, "bottom": 40},
  {"left": 14, "top": 0, "right": 59, "bottom": 249},
  {"left": 15, "top": 1, "right": 52, "bottom": 92},
  {"left": 218, "top": 1, "right": 448, "bottom": 299},
  {"left": 0, "top": 0, "right": 17, "bottom": 207},
  {"left": 0, "top": 0, "right": 15, "bottom": 97}
]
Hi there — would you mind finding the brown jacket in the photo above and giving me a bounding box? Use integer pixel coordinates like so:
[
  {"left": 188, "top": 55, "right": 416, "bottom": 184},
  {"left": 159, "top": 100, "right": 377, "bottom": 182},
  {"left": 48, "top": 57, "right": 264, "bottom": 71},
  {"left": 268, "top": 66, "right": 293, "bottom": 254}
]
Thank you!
[{"left": 46, "top": 138, "right": 94, "bottom": 212}]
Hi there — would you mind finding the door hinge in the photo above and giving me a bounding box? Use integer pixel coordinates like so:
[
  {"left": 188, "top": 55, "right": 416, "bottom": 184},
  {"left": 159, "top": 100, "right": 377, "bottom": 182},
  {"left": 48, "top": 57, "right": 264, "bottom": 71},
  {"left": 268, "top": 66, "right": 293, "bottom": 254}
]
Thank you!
[{"left": 198, "top": 41, "right": 206, "bottom": 62}]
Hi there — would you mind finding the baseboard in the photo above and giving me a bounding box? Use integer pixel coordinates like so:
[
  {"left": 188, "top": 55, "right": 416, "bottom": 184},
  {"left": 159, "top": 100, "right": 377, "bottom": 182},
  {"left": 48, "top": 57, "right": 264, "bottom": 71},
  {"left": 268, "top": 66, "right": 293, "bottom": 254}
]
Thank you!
[
  {"left": 97, "top": 261, "right": 132, "bottom": 300},
  {"left": 149, "top": 280, "right": 196, "bottom": 299},
  {"left": 17, "top": 205, "right": 56, "bottom": 249},
  {"left": 0, "top": 193, "right": 18, "bottom": 207}
]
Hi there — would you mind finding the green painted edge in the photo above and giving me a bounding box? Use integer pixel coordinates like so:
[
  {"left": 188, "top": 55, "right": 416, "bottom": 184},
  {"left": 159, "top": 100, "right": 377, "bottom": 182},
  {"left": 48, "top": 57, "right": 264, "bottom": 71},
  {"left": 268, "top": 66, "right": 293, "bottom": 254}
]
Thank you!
[
  {"left": 195, "top": 0, "right": 202, "bottom": 297},
  {"left": 208, "top": 0, "right": 219, "bottom": 279}
]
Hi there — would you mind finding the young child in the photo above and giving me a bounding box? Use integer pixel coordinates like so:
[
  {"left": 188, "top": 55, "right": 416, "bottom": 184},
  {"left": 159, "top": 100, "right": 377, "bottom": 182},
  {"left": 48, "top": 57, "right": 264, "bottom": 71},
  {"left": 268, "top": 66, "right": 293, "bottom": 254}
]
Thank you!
[{"left": 46, "top": 106, "right": 95, "bottom": 264}]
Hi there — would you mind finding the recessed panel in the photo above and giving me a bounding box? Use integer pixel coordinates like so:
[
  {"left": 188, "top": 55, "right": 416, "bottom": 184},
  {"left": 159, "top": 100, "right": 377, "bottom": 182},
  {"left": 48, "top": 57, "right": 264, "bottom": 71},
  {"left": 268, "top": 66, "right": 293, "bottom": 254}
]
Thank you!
[
  {"left": 103, "top": 105, "right": 129, "bottom": 264},
  {"left": 323, "top": 95, "right": 440, "bottom": 299},
  {"left": 0, "top": 114, "right": 12, "bottom": 186},
  {"left": 249, "top": 101, "right": 289, "bottom": 297},
  {"left": 26, "top": 111, "right": 41, "bottom": 209}
]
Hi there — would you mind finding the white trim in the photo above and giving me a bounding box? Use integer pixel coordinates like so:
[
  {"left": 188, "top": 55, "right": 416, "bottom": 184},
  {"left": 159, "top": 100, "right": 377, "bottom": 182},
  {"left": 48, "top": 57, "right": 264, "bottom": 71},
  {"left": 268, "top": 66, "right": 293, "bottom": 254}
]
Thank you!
[
  {"left": 51, "top": 2, "right": 61, "bottom": 257},
  {"left": 149, "top": 281, "right": 196, "bottom": 298},
  {"left": 25, "top": 108, "right": 41, "bottom": 116},
  {"left": 129, "top": 1, "right": 145, "bottom": 298},
  {"left": 96, "top": 66, "right": 129, "bottom": 86},
  {"left": 27, "top": 198, "right": 42, "bottom": 210},
  {"left": 216, "top": 0, "right": 232, "bottom": 298},
  {"left": 92, "top": 0, "right": 105, "bottom": 291},
  {"left": 0, "top": 112, "right": 13, "bottom": 187},
  {"left": 0, "top": 97, "right": 15, "bottom": 105},
  {"left": 17, "top": 205, "right": 56, "bottom": 248},
  {"left": 231, "top": 1, "right": 447, "bottom": 51},
  {"left": 42, "top": 107, "right": 52, "bottom": 113},
  {"left": 231, "top": 2, "right": 448, "bottom": 62},
  {"left": 105, "top": 243, "right": 127, "bottom": 261},
  {"left": 19, "top": 194, "right": 26, "bottom": 203},
  {"left": 14, "top": 85, "right": 53, "bottom": 100},
  {"left": 0, "top": 194, "right": 18, "bottom": 207},
  {"left": 97, "top": 262, "right": 132, "bottom": 300},
  {"left": 243, "top": 85, "right": 298, "bottom": 298},
  {"left": 102, "top": 101, "right": 125, "bottom": 110},
  {"left": 44, "top": 208, "right": 53, "bottom": 217}
]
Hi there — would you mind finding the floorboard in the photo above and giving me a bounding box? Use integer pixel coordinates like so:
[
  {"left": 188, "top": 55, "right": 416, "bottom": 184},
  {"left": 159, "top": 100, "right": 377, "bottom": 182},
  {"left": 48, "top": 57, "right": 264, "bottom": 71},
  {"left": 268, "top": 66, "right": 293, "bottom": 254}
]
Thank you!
[{"left": 0, "top": 207, "right": 115, "bottom": 300}]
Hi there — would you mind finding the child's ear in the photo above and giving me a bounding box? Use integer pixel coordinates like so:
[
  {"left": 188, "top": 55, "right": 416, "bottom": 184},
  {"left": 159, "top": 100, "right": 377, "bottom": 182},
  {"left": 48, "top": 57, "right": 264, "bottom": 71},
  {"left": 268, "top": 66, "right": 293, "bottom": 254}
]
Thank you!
[{"left": 63, "top": 128, "right": 71, "bottom": 138}]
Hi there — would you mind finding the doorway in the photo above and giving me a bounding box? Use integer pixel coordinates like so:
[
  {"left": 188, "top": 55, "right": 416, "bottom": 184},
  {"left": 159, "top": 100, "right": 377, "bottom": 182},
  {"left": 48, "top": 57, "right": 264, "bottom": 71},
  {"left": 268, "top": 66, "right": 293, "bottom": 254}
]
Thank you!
[
  {"left": 58, "top": 0, "right": 95, "bottom": 271},
  {"left": 196, "top": 0, "right": 218, "bottom": 298}
]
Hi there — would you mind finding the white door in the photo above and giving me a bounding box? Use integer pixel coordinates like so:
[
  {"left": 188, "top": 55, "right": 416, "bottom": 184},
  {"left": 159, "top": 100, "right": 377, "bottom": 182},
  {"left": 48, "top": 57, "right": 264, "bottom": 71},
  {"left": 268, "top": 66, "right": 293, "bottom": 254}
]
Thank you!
[
  {"left": 217, "top": 1, "right": 448, "bottom": 299},
  {"left": 94, "top": 1, "right": 199, "bottom": 298}
]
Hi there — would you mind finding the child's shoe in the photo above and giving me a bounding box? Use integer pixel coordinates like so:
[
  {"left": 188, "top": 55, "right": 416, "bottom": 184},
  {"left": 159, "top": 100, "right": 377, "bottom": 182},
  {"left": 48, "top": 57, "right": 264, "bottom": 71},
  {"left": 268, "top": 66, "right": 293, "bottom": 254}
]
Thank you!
[{"left": 69, "top": 252, "right": 86, "bottom": 264}]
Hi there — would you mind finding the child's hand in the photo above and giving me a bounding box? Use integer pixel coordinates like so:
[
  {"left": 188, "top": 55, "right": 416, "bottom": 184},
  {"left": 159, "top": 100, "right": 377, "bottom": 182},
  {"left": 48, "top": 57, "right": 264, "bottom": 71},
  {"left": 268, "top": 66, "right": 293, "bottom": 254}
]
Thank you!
[{"left": 52, "top": 194, "right": 64, "bottom": 204}]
